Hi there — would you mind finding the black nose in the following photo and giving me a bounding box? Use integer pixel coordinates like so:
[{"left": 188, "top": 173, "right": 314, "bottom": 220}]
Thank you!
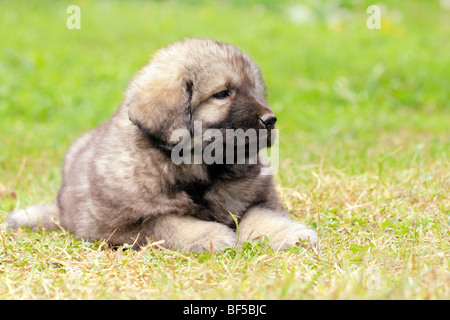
[{"left": 260, "top": 114, "right": 277, "bottom": 130}]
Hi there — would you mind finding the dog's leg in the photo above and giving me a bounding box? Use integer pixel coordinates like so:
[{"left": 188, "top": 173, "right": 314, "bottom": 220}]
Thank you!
[
  {"left": 238, "top": 207, "right": 318, "bottom": 250},
  {"left": 149, "top": 214, "right": 236, "bottom": 252}
]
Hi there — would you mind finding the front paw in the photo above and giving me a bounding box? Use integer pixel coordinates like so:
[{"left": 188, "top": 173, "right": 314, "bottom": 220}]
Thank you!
[
  {"left": 188, "top": 224, "right": 237, "bottom": 252},
  {"left": 271, "top": 221, "right": 318, "bottom": 250},
  {"left": 238, "top": 209, "right": 318, "bottom": 250}
]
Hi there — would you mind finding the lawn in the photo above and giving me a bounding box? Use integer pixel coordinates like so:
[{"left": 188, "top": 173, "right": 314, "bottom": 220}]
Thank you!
[{"left": 0, "top": 0, "right": 449, "bottom": 300}]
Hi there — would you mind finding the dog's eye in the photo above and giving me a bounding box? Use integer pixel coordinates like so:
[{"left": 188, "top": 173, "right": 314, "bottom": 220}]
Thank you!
[{"left": 212, "top": 90, "right": 230, "bottom": 99}]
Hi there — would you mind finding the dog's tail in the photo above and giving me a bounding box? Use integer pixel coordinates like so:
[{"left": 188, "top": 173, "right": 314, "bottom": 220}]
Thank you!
[{"left": 6, "top": 204, "right": 61, "bottom": 231}]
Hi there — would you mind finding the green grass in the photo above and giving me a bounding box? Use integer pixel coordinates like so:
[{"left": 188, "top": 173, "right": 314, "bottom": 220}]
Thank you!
[{"left": 0, "top": 0, "right": 449, "bottom": 299}]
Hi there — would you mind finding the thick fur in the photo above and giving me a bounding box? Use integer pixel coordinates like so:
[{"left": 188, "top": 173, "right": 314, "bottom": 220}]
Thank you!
[{"left": 7, "top": 39, "right": 317, "bottom": 252}]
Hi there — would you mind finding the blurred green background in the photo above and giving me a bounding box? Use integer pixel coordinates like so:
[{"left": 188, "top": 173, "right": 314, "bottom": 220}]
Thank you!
[{"left": 0, "top": 0, "right": 449, "bottom": 204}]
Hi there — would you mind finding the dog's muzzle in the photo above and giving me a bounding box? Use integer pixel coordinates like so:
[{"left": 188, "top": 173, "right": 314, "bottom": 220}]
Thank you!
[{"left": 259, "top": 114, "right": 277, "bottom": 130}]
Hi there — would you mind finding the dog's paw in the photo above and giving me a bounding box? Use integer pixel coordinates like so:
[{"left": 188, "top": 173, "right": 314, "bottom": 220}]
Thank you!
[
  {"left": 188, "top": 224, "right": 237, "bottom": 253},
  {"left": 238, "top": 208, "right": 318, "bottom": 250},
  {"left": 269, "top": 220, "right": 318, "bottom": 250}
]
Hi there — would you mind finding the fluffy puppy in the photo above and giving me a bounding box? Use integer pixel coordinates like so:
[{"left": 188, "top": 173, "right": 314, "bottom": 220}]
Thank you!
[{"left": 7, "top": 38, "right": 317, "bottom": 251}]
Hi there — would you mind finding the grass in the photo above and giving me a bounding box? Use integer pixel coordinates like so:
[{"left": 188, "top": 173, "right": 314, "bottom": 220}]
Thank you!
[{"left": 0, "top": 0, "right": 449, "bottom": 299}]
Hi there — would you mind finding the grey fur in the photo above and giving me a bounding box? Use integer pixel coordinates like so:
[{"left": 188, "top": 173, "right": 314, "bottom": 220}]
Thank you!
[{"left": 7, "top": 39, "right": 317, "bottom": 251}]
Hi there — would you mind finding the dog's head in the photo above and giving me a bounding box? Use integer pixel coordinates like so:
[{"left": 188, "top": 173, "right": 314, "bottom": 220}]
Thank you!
[{"left": 125, "top": 38, "right": 276, "bottom": 156}]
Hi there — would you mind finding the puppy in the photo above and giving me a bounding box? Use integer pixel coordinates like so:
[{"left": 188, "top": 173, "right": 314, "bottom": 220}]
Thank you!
[{"left": 7, "top": 38, "right": 317, "bottom": 252}]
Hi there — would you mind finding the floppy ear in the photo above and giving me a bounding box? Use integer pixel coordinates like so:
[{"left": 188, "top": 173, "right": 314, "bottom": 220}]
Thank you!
[{"left": 126, "top": 70, "right": 193, "bottom": 151}]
